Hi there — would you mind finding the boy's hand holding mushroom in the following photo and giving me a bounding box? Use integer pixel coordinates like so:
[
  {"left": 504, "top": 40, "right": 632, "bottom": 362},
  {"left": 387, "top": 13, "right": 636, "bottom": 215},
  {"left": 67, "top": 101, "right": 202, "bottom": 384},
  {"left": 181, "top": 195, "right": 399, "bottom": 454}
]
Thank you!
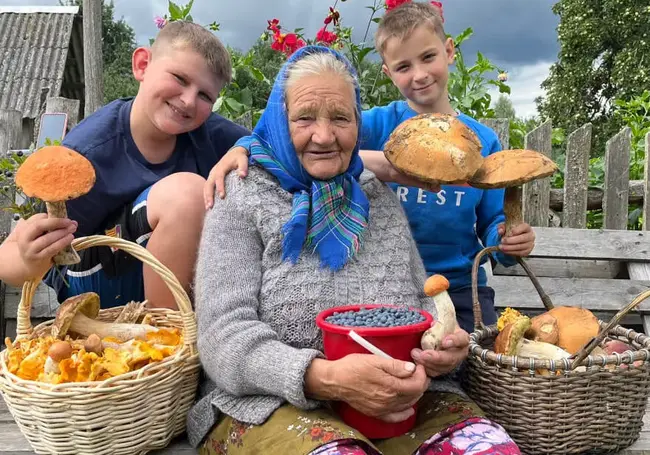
[{"left": 497, "top": 222, "right": 536, "bottom": 257}]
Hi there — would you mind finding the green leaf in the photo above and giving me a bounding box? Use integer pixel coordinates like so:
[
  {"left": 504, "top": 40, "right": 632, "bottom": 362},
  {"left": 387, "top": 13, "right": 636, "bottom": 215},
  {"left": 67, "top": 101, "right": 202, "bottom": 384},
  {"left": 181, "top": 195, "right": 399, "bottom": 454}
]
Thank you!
[
  {"left": 357, "top": 47, "right": 374, "bottom": 62},
  {"left": 168, "top": 1, "right": 183, "bottom": 20}
]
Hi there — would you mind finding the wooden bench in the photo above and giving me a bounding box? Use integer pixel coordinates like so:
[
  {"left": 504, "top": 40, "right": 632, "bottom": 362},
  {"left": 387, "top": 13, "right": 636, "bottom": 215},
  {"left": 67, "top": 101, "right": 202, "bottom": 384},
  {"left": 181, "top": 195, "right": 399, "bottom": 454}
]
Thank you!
[{"left": 488, "top": 226, "right": 650, "bottom": 331}]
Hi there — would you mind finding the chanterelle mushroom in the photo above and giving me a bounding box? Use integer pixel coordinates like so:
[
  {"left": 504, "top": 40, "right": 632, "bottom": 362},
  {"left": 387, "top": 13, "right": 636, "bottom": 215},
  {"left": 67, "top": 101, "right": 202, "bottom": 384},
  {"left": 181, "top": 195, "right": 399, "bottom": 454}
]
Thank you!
[
  {"left": 421, "top": 274, "right": 460, "bottom": 350},
  {"left": 384, "top": 113, "right": 484, "bottom": 185},
  {"left": 51, "top": 292, "right": 159, "bottom": 342},
  {"left": 469, "top": 149, "right": 558, "bottom": 237},
  {"left": 15, "top": 145, "right": 96, "bottom": 265}
]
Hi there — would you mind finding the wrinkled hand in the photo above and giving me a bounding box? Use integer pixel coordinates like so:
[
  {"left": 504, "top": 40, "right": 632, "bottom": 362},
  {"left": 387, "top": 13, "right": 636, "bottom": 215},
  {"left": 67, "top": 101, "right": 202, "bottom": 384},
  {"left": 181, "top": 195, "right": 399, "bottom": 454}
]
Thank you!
[
  {"left": 498, "top": 222, "right": 535, "bottom": 257},
  {"left": 360, "top": 151, "right": 441, "bottom": 192},
  {"left": 331, "top": 353, "right": 430, "bottom": 423},
  {"left": 204, "top": 146, "right": 250, "bottom": 209},
  {"left": 386, "top": 165, "right": 442, "bottom": 193},
  {"left": 412, "top": 327, "right": 469, "bottom": 378},
  {"left": 15, "top": 214, "right": 77, "bottom": 276}
]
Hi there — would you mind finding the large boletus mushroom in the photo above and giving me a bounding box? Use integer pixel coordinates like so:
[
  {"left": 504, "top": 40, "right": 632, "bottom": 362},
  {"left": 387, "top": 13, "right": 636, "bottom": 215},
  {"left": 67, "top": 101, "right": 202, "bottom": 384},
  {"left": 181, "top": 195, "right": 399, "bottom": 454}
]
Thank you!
[
  {"left": 469, "top": 149, "right": 558, "bottom": 237},
  {"left": 15, "top": 145, "right": 96, "bottom": 265},
  {"left": 51, "top": 292, "right": 159, "bottom": 342},
  {"left": 384, "top": 113, "right": 485, "bottom": 185}
]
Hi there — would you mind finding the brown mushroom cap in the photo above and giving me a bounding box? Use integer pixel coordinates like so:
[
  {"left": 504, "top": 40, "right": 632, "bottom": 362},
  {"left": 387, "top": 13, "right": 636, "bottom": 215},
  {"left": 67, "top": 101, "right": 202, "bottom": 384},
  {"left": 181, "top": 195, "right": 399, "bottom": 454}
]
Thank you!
[
  {"left": 546, "top": 306, "right": 600, "bottom": 355},
  {"left": 51, "top": 292, "right": 101, "bottom": 339},
  {"left": 383, "top": 113, "right": 484, "bottom": 184},
  {"left": 469, "top": 149, "right": 558, "bottom": 189},
  {"left": 494, "top": 315, "right": 531, "bottom": 355},
  {"left": 15, "top": 145, "right": 96, "bottom": 202}
]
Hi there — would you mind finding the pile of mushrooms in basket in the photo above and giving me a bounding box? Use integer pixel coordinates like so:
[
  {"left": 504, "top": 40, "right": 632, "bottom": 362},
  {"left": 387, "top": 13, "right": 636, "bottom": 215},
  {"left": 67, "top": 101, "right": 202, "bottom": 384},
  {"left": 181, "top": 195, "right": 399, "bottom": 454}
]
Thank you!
[{"left": 4, "top": 145, "right": 183, "bottom": 384}]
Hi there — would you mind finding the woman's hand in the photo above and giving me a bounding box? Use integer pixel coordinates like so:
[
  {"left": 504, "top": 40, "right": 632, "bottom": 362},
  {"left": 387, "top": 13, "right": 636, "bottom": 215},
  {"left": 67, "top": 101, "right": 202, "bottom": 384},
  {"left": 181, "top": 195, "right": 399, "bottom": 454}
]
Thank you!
[
  {"left": 204, "top": 146, "right": 250, "bottom": 209},
  {"left": 307, "top": 354, "right": 430, "bottom": 422},
  {"left": 498, "top": 222, "right": 535, "bottom": 257},
  {"left": 411, "top": 327, "right": 469, "bottom": 378}
]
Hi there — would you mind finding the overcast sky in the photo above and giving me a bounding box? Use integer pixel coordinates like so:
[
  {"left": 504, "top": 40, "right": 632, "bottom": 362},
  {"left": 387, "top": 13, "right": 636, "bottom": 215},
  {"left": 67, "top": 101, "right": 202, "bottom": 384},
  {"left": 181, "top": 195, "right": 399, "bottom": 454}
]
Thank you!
[{"left": 1, "top": 0, "right": 560, "bottom": 117}]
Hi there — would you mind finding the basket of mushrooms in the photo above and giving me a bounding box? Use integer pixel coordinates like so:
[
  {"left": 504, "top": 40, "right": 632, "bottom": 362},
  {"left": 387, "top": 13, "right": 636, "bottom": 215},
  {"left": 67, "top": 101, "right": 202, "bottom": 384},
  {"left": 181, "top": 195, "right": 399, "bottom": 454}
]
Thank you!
[
  {"left": 385, "top": 113, "right": 650, "bottom": 455},
  {"left": 0, "top": 146, "right": 200, "bottom": 455}
]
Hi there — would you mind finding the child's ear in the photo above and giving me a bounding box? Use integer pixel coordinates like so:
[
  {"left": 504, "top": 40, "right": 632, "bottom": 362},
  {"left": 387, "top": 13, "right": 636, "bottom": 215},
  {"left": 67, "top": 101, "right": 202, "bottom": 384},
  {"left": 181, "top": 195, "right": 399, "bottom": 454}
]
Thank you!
[
  {"left": 381, "top": 63, "right": 391, "bottom": 78},
  {"left": 445, "top": 37, "right": 456, "bottom": 64},
  {"left": 132, "top": 47, "right": 152, "bottom": 81}
]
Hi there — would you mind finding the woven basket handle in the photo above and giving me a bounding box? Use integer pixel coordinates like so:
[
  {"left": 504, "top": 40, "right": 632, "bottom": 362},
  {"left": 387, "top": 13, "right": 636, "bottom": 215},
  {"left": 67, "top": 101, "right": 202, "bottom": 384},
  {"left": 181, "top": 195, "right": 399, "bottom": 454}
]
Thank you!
[
  {"left": 471, "top": 246, "right": 554, "bottom": 329},
  {"left": 15, "top": 235, "right": 197, "bottom": 353},
  {"left": 570, "top": 288, "right": 650, "bottom": 369}
]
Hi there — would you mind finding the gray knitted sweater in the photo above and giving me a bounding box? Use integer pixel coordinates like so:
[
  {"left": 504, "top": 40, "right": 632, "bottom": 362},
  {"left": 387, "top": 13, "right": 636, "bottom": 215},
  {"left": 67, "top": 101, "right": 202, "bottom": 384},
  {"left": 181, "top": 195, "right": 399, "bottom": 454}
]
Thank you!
[{"left": 186, "top": 166, "right": 465, "bottom": 447}]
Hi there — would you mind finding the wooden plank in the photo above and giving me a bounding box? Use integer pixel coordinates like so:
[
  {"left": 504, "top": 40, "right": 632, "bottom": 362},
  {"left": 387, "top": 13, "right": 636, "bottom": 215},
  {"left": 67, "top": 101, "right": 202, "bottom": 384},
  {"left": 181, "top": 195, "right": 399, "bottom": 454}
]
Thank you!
[
  {"left": 638, "top": 131, "right": 649, "bottom": 239},
  {"left": 45, "top": 97, "right": 81, "bottom": 132},
  {"left": 493, "top": 258, "right": 622, "bottom": 279},
  {"left": 0, "top": 110, "right": 23, "bottom": 241},
  {"left": 603, "top": 127, "right": 632, "bottom": 230},
  {"left": 82, "top": 0, "right": 104, "bottom": 117},
  {"left": 549, "top": 180, "right": 645, "bottom": 211},
  {"left": 529, "top": 227, "right": 650, "bottom": 261},
  {"left": 562, "top": 123, "right": 592, "bottom": 228},
  {"left": 490, "top": 275, "right": 650, "bottom": 313},
  {"left": 479, "top": 118, "right": 510, "bottom": 149},
  {"left": 522, "top": 120, "right": 552, "bottom": 227}
]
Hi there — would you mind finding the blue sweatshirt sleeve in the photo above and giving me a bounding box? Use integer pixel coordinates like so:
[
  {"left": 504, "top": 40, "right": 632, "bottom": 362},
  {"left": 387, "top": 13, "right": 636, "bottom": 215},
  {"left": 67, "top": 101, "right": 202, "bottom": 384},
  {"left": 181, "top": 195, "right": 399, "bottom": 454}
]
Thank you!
[
  {"left": 475, "top": 137, "right": 517, "bottom": 268},
  {"left": 360, "top": 107, "right": 390, "bottom": 151}
]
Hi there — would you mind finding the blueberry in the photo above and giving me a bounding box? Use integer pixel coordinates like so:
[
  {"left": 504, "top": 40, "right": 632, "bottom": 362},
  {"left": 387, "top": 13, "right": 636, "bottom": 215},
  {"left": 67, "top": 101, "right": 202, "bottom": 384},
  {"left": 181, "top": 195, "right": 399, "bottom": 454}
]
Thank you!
[
  {"left": 4, "top": 171, "right": 12, "bottom": 178},
  {"left": 16, "top": 151, "right": 23, "bottom": 157},
  {"left": 12, "top": 214, "right": 20, "bottom": 221}
]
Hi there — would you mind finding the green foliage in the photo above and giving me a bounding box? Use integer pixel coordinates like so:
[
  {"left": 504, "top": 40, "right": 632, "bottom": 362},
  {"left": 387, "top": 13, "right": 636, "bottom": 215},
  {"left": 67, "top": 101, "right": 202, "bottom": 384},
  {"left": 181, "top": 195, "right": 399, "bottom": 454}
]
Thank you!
[
  {"left": 536, "top": 0, "right": 650, "bottom": 157},
  {"left": 493, "top": 95, "right": 516, "bottom": 120}
]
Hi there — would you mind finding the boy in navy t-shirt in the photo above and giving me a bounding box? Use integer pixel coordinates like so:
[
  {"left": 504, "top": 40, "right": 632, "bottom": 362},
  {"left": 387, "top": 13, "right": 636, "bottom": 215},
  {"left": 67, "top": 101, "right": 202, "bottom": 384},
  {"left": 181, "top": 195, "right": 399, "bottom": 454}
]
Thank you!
[{"left": 0, "top": 21, "right": 248, "bottom": 309}]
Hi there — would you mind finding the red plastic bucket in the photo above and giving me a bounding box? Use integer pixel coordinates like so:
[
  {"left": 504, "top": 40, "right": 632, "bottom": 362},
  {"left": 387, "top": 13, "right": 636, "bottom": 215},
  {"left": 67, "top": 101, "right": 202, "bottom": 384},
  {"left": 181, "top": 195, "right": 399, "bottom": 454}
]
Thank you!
[{"left": 315, "top": 304, "right": 434, "bottom": 439}]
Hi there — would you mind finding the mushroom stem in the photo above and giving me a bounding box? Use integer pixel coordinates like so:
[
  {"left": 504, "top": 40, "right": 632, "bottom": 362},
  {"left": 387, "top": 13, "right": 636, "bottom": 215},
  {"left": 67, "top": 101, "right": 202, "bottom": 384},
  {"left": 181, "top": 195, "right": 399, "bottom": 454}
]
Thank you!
[
  {"left": 503, "top": 186, "right": 523, "bottom": 238},
  {"left": 68, "top": 312, "right": 158, "bottom": 342},
  {"left": 46, "top": 201, "right": 81, "bottom": 265},
  {"left": 421, "top": 275, "right": 459, "bottom": 351}
]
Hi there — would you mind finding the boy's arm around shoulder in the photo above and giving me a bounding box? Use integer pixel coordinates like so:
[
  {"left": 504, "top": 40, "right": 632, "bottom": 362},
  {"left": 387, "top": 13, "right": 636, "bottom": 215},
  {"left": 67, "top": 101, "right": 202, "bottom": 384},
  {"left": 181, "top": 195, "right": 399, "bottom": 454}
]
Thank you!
[{"left": 195, "top": 169, "right": 323, "bottom": 409}]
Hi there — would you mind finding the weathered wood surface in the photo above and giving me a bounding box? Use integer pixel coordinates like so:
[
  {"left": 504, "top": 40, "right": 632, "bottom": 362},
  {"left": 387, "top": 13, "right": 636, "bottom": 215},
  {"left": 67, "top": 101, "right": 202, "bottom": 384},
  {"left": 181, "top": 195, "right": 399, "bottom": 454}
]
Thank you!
[
  {"left": 562, "top": 123, "right": 591, "bottom": 228},
  {"left": 493, "top": 258, "right": 622, "bottom": 279},
  {"left": 0, "top": 110, "right": 23, "bottom": 241},
  {"left": 479, "top": 118, "right": 510, "bottom": 149},
  {"left": 522, "top": 120, "right": 553, "bottom": 228},
  {"left": 549, "top": 180, "right": 646, "bottom": 211},
  {"left": 2, "top": 396, "right": 650, "bottom": 454},
  {"left": 45, "top": 97, "right": 81, "bottom": 132},
  {"left": 490, "top": 275, "right": 650, "bottom": 312},
  {"left": 628, "top": 132, "right": 650, "bottom": 282},
  {"left": 526, "top": 227, "right": 650, "bottom": 261},
  {"left": 82, "top": 0, "right": 104, "bottom": 117},
  {"left": 604, "top": 128, "right": 632, "bottom": 230}
]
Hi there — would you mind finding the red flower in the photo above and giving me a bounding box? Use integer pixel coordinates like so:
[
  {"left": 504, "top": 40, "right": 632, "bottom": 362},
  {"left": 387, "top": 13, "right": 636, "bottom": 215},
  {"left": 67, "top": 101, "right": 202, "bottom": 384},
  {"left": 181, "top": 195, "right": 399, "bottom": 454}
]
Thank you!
[
  {"left": 267, "top": 18, "right": 280, "bottom": 33},
  {"left": 385, "top": 0, "right": 410, "bottom": 11},
  {"left": 271, "top": 32, "right": 305, "bottom": 56},
  {"left": 430, "top": 1, "right": 444, "bottom": 22},
  {"left": 324, "top": 7, "right": 340, "bottom": 26},
  {"left": 316, "top": 27, "right": 338, "bottom": 46}
]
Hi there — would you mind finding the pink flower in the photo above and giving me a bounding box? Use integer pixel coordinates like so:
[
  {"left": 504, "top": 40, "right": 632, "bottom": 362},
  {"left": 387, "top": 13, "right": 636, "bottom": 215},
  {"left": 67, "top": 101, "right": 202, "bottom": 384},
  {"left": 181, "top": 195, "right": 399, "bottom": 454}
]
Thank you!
[
  {"left": 430, "top": 1, "right": 444, "bottom": 22},
  {"left": 324, "top": 7, "right": 340, "bottom": 26},
  {"left": 316, "top": 27, "right": 338, "bottom": 46},
  {"left": 271, "top": 32, "right": 305, "bottom": 56},
  {"left": 267, "top": 18, "right": 280, "bottom": 33},
  {"left": 385, "top": 0, "right": 411, "bottom": 11},
  {"left": 154, "top": 16, "right": 167, "bottom": 30}
]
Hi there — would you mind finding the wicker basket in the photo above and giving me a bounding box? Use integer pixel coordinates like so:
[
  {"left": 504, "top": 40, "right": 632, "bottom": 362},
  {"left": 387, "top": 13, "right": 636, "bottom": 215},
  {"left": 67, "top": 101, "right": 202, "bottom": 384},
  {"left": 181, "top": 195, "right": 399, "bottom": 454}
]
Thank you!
[
  {"left": 463, "top": 246, "right": 650, "bottom": 455},
  {"left": 0, "top": 236, "right": 200, "bottom": 455}
]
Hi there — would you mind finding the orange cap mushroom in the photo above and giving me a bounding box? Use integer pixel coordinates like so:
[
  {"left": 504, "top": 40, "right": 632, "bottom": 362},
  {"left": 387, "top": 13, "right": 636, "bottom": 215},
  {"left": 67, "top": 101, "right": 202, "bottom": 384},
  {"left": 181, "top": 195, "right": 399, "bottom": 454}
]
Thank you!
[
  {"left": 469, "top": 149, "right": 558, "bottom": 237},
  {"left": 383, "top": 113, "right": 485, "bottom": 185},
  {"left": 15, "top": 145, "right": 96, "bottom": 265}
]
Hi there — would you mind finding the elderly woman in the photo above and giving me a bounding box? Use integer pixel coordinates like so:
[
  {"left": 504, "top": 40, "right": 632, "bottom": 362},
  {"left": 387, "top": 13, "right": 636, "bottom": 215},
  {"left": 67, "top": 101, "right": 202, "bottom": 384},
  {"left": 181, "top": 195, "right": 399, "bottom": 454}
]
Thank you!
[{"left": 187, "top": 46, "right": 519, "bottom": 455}]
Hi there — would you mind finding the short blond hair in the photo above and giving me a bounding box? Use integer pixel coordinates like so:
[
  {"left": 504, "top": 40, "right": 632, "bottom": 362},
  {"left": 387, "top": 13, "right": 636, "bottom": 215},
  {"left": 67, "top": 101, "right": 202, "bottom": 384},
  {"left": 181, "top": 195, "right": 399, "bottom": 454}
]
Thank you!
[
  {"left": 152, "top": 21, "right": 232, "bottom": 83},
  {"left": 375, "top": 2, "right": 446, "bottom": 57}
]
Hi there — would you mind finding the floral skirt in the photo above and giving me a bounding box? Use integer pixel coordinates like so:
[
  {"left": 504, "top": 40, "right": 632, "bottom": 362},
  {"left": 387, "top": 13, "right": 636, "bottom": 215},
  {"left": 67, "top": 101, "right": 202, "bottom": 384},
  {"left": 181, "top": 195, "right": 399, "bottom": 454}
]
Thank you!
[{"left": 199, "top": 392, "right": 520, "bottom": 455}]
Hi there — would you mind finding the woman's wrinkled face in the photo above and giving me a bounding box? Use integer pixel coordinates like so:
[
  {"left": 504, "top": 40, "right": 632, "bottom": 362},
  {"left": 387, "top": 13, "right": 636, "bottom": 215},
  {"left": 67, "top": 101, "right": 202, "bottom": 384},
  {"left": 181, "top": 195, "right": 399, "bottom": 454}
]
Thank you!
[{"left": 286, "top": 73, "right": 358, "bottom": 180}]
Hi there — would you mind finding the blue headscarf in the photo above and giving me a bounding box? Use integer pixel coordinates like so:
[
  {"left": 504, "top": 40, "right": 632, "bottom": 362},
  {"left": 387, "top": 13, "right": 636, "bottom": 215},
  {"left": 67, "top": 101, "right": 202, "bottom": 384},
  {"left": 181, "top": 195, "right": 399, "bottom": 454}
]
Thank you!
[{"left": 234, "top": 45, "right": 369, "bottom": 271}]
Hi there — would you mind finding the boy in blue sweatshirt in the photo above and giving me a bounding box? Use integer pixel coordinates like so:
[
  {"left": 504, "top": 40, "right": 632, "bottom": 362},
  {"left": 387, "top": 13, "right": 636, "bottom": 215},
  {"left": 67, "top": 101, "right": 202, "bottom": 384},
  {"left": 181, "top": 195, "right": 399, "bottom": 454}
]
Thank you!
[
  {"left": 204, "top": 3, "right": 535, "bottom": 332},
  {"left": 358, "top": 1, "right": 535, "bottom": 331}
]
